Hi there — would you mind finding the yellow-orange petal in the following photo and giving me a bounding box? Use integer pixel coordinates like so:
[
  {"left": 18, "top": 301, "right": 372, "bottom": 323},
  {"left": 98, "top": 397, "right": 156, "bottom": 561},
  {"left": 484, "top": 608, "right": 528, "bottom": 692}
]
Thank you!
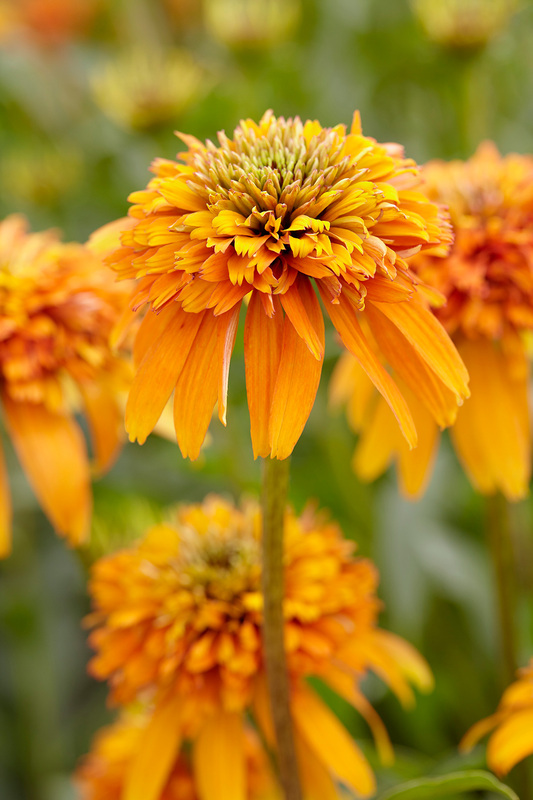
[
  {"left": 459, "top": 713, "right": 503, "bottom": 754},
  {"left": 217, "top": 305, "right": 240, "bottom": 425},
  {"left": 2, "top": 395, "right": 91, "bottom": 546},
  {"left": 365, "top": 301, "right": 459, "bottom": 429},
  {"left": 451, "top": 339, "right": 530, "bottom": 500},
  {"left": 352, "top": 395, "right": 398, "bottom": 484},
  {"left": 396, "top": 392, "right": 440, "bottom": 499},
  {"left": 124, "top": 693, "right": 183, "bottom": 800},
  {"left": 296, "top": 731, "right": 339, "bottom": 800},
  {"left": 369, "top": 296, "right": 470, "bottom": 401},
  {"left": 280, "top": 278, "right": 324, "bottom": 360},
  {"left": 244, "top": 293, "right": 284, "bottom": 459},
  {"left": 329, "top": 350, "right": 375, "bottom": 431},
  {"left": 193, "top": 711, "right": 246, "bottom": 800},
  {"left": 173, "top": 312, "right": 219, "bottom": 459},
  {"left": 292, "top": 685, "right": 376, "bottom": 798},
  {"left": 372, "top": 630, "right": 434, "bottom": 693},
  {"left": 0, "top": 434, "right": 12, "bottom": 558},
  {"left": 269, "top": 289, "right": 325, "bottom": 459},
  {"left": 319, "top": 287, "right": 417, "bottom": 448},
  {"left": 79, "top": 379, "right": 124, "bottom": 475},
  {"left": 487, "top": 710, "right": 533, "bottom": 776},
  {"left": 126, "top": 307, "right": 204, "bottom": 444},
  {"left": 133, "top": 304, "right": 181, "bottom": 369}
]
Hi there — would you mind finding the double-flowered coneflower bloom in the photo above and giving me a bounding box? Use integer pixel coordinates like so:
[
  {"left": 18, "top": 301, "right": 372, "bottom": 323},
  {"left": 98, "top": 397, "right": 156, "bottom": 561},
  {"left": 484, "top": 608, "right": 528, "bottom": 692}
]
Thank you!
[
  {"left": 461, "top": 659, "right": 533, "bottom": 776},
  {"left": 105, "top": 110, "right": 469, "bottom": 461},
  {"left": 75, "top": 709, "right": 278, "bottom": 800},
  {"left": 0, "top": 215, "right": 130, "bottom": 555},
  {"left": 333, "top": 143, "right": 533, "bottom": 498},
  {"left": 87, "top": 495, "right": 433, "bottom": 800}
]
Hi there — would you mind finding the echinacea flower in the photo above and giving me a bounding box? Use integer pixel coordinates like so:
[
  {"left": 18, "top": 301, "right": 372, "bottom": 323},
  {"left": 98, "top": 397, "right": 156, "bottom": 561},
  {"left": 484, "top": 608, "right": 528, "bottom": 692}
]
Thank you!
[
  {"left": 0, "top": 215, "right": 130, "bottom": 555},
  {"left": 461, "top": 659, "right": 533, "bottom": 776},
  {"left": 204, "top": 0, "right": 301, "bottom": 49},
  {"left": 333, "top": 143, "right": 533, "bottom": 499},
  {"left": 87, "top": 495, "right": 433, "bottom": 800},
  {"left": 105, "top": 110, "right": 468, "bottom": 461},
  {"left": 411, "top": 0, "right": 519, "bottom": 50},
  {"left": 75, "top": 709, "right": 278, "bottom": 800}
]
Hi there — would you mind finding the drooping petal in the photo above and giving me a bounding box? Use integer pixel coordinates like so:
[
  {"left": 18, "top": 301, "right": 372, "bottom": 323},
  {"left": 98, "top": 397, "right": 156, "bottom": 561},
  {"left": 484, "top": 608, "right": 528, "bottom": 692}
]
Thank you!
[
  {"left": 126, "top": 307, "right": 204, "bottom": 444},
  {"left": 269, "top": 291, "right": 325, "bottom": 459},
  {"left": 329, "top": 351, "right": 375, "bottom": 431},
  {"left": 319, "top": 286, "right": 416, "bottom": 447},
  {"left": 365, "top": 301, "right": 459, "bottom": 428},
  {"left": 369, "top": 296, "right": 469, "bottom": 401},
  {"left": 451, "top": 339, "right": 530, "bottom": 500},
  {"left": 173, "top": 311, "right": 219, "bottom": 459},
  {"left": 133, "top": 304, "right": 181, "bottom": 368},
  {"left": 0, "top": 433, "right": 12, "bottom": 557},
  {"left": 280, "top": 277, "right": 324, "bottom": 359},
  {"left": 292, "top": 686, "right": 376, "bottom": 798},
  {"left": 459, "top": 713, "right": 503, "bottom": 754},
  {"left": 244, "top": 293, "right": 283, "bottom": 459},
  {"left": 124, "top": 693, "right": 183, "bottom": 800},
  {"left": 487, "top": 710, "right": 533, "bottom": 776},
  {"left": 217, "top": 304, "right": 240, "bottom": 425},
  {"left": 371, "top": 630, "right": 434, "bottom": 693},
  {"left": 352, "top": 396, "right": 399, "bottom": 484},
  {"left": 396, "top": 388, "right": 440, "bottom": 499},
  {"left": 79, "top": 379, "right": 124, "bottom": 475},
  {"left": 193, "top": 711, "right": 246, "bottom": 800},
  {"left": 296, "top": 730, "right": 340, "bottom": 800},
  {"left": 2, "top": 395, "right": 91, "bottom": 545}
]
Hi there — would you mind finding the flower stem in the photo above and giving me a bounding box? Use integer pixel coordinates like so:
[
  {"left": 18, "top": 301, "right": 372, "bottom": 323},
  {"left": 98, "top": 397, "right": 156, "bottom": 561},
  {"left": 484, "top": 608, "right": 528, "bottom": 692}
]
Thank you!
[
  {"left": 261, "top": 456, "right": 302, "bottom": 800},
  {"left": 485, "top": 493, "right": 518, "bottom": 689}
]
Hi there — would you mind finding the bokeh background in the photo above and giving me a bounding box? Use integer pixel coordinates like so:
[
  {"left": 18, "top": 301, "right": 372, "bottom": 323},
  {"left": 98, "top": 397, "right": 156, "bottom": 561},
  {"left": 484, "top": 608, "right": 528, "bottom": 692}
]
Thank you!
[{"left": 1, "top": 0, "right": 533, "bottom": 798}]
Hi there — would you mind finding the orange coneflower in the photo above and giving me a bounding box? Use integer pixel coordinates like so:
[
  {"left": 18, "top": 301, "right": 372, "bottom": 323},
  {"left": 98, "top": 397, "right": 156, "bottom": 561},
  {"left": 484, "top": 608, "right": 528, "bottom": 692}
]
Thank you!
[
  {"left": 87, "top": 495, "right": 433, "bottom": 800},
  {"left": 75, "top": 709, "right": 278, "bottom": 800},
  {"left": 0, "top": 215, "right": 130, "bottom": 555},
  {"left": 333, "top": 143, "right": 533, "bottom": 499},
  {"left": 461, "top": 659, "right": 533, "bottom": 776},
  {"left": 105, "top": 110, "right": 469, "bottom": 461}
]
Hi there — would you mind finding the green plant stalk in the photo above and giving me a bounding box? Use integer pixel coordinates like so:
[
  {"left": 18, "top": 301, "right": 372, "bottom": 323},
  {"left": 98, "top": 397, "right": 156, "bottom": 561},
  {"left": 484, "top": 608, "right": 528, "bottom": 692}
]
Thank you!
[
  {"left": 261, "top": 456, "right": 302, "bottom": 800},
  {"left": 485, "top": 493, "right": 518, "bottom": 689}
]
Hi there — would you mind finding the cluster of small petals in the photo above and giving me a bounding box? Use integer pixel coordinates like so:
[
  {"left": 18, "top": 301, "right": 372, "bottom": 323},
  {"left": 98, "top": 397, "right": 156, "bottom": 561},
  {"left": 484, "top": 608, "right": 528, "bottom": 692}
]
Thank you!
[
  {"left": 412, "top": 143, "right": 533, "bottom": 345},
  {"left": 461, "top": 659, "right": 533, "bottom": 776},
  {"left": 87, "top": 496, "right": 381, "bottom": 714},
  {"left": 87, "top": 494, "right": 432, "bottom": 800},
  {"left": 0, "top": 215, "right": 131, "bottom": 553},
  {"left": 106, "top": 110, "right": 468, "bottom": 461}
]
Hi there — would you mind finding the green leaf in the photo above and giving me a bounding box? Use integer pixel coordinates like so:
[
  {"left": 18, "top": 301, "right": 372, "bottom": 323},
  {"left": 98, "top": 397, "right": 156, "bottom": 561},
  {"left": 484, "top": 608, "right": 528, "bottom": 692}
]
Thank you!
[{"left": 378, "top": 770, "right": 519, "bottom": 800}]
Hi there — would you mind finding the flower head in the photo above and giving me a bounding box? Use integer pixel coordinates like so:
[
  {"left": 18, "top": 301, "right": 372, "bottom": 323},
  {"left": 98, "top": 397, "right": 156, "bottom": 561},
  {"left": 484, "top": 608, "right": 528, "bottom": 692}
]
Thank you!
[
  {"left": 106, "top": 110, "right": 468, "bottom": 461},
  {"left": 333, "top": 143, "right": 533, "bottom": 499},
  {"left": 0, "top": 0, "right": 100, "bottom": 46},
  {"left": 87, "top": 495, "right": 432, "bottom": 800},
  {"left": 411, "top": 0, "right": 519, "bottom": 49},
  {"left": 204, "top": 0, "right": 301, "bottom": 50},
  {"left": 0, "top": 215, "right": 130, "bottom": 554},
  {"left": 461, "top": 659, "right": 533, "bottom": 776}
]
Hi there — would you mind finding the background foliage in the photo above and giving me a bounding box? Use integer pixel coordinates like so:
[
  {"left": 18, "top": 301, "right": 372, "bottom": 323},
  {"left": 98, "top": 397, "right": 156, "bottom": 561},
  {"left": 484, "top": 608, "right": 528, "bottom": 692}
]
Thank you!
[{"left": 1, "top": 0, "right": 533, "bottom": 798}]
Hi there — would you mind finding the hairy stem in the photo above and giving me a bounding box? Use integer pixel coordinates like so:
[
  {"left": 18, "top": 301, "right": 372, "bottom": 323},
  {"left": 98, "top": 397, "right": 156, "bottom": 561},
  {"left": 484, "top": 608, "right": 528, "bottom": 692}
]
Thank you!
[{"left": 261, "top": 456, "right": 302, "bottom": 800}]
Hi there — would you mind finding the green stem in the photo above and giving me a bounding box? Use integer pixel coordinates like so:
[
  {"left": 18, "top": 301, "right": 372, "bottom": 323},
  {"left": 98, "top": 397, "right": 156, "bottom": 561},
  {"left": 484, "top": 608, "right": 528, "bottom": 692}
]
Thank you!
[
  {"left": 485, "top": 493, "right": 518, "bottom": 689},
  {"left": 261, "top": 456, "right": 302, "bottom": 800}
]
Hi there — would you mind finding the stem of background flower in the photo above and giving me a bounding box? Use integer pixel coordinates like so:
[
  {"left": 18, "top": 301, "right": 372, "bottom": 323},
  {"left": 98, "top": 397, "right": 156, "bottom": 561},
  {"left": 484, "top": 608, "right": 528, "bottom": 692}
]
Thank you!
[
  {"left": 261, "top": 456, "right": 303, "bottom": 800},
  {"left": 485, "top": 494, "right": 532, "bottom": 800},
  {"left": 485, "top": 493, "right": 519, "bottom": 690}
]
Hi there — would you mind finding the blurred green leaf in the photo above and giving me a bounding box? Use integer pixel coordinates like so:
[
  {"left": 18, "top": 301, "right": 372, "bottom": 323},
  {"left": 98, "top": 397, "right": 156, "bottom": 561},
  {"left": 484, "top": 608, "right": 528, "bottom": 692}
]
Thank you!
[{"left": 377, "top": 770, "right": 519, "bottom": 800}]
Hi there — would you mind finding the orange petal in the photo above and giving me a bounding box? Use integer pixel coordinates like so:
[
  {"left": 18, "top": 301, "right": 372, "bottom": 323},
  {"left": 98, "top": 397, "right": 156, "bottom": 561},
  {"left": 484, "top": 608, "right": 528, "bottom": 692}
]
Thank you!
[
  {"left": 2, "top": 395, "right": 91, "bottom": 545},
  {"left": 217, "top": 304, "right": 240, "bottom": 425},
  {"left": 244, "top": 293, "right": 283, "bottom": 459},
  {"left": 460, "top": 712, "right": 503, "bottom": 754},
  {"left": 0, "top": 434, "right": 12, "bottom": 558},
  {"left": 369, "top": 296, "right": 469, "bottom": 401},
  {"left": 292, "top": 686, "right": 376, "bottom": 798},
  {"left": 79, "top": 379, "right": 124, "bottom": 475},
  {"left": 487, "top": 709, "right": 533, "bottom": 776},
  {"left": 296, "top": 730, "right": 339, "bottom": 800},
  {"left": 352, "top": 395, "right": 399, "bottom": 484},
  {"left": 329, "top": 351, "right": 376, "bottom": 432},
  {"left": 87, "top": 217, "right": 134, "bottom": 257},
  {"left": 193, "top": 711, "right": 246, "bottom": 800},
  {"left": 372, "top": 630, "right": 434, "bottom": 693},
  {"left": 451, "top": 339, "right": 530, "bottom": 500},
  {"left": 173, "top": 312, "right": 219, "bottom": 459},
  {"left": 126, "top": 306, "right": 204, "bottom": 444},
  {"left": 124, "top": 693, "right": 183, "bottom": 800},
  {"left": 280, "top": 278, "right": 324, "bottom": 359},
  {"left": 133, "top": 304, "right": 181, "bottom": 368},
  {"left": 365, "top": 301, "right": 459, "bottom": 428},
  {"left": 319, "top": 287, "right": 416, "bottom": 447},
  {"left": 396, "top": 386, "right": 440, "bottom": 499},
  {"left": 269, "top": 294, "right": 325, "bottom": 459}
]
